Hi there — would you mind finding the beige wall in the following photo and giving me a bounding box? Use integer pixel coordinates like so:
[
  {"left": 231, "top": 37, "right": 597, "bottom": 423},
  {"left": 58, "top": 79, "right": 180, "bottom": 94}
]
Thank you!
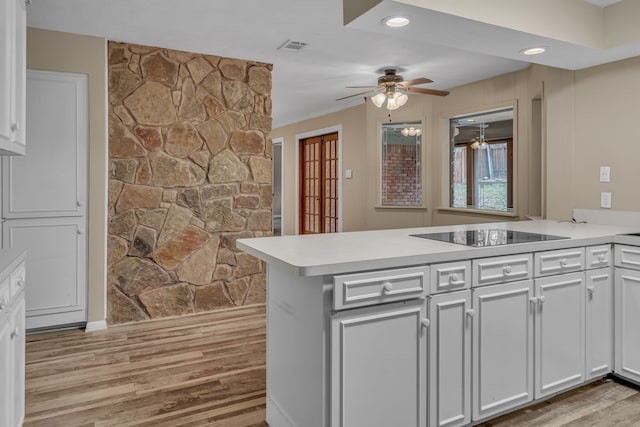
[
  {"left": 274, "top": 57, "right": 640, "bottom": 232},
  {"left": 26, "top": 28, "right": 107, "bottom": 323},
  {"left": 272, "top": 104, "right": 367, "bottom": 234}
]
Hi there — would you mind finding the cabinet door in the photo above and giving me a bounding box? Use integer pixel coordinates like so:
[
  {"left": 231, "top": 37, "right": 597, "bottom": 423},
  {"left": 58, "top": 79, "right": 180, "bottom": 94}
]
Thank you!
[
  {"left": 9, "top": 0, "right": 25, "bottom": 150},
  {"left": 10, "top": 293, "right": 25, "bottom": 427},
  {"left": 0, "top": 0, "right": 11, "bottom": 148},
  {"left": 3, "top": 70, "right": 88, "bottom": 218},
  {"left": 331, "top": 299, "right": 427, "bottom": 427},
  {"left": 429, "top": 290, "right": 471, "bottom": 427},
  {"left": 472, "top": 280, "right": 534, "bottom": 421},
  {"left": 3, "top": 217, "right": 87, "bottom": 329},
  {"left": 534, "top": 272, "right": 585, "bottom": 398},
  {"left": 586, "top": 268, "right": 613, "bottom": 379},
  {"left": 0, "top": 316, "right": 12, "bottom": 427},
  {"left": 615, "top": 268, "right": 640, "bottom": 384}
]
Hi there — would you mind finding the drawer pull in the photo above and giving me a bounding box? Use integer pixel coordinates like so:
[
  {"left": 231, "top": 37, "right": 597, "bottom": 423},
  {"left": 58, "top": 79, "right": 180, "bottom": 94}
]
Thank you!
[
  {"left": 421, "top": 319, "right": 430, "bottom": 329},
  {"left": 466, "top": 309, "right": 476, "bottom": 318},
  {"left": 448, "top": 273, "right": 465, "bottom": 286},
  {"left": 597, "top": 254, "right": 606, "bottom": 263},
  {"left": 382, "top": 282, "right": 393, "bottom": 294},
  {"left": 17, "top": 280, "right": 24, "bottom": 288},
  {"left": 560, "top": 258, "right": 568, "bottom": 267},
  {"left": 503, "top": 265, "right": 512, "bottom": 276}
]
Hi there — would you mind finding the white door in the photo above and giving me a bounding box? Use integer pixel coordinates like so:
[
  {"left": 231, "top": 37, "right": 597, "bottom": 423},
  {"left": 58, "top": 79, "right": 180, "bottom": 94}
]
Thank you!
[
  {"left": 0, "top": 0, "right": 12, "bottom": 148},
  {"left": 2, "top": 70, "right": 88, "bottom": 329},
  {"left": 429, "top": 290, "right": 471, "bottom": 427},
  {"left": 586, "top": 268, "right": 613, "bottom": 379},
  {"left": 615, "top": 268, "right": 640, "bottom": 383},
  {"left": 534, "top": 272, "right": 585, "bottom": 398},
  {"left": 331, "top": 299, "right": 427, "bottom": 427},
  {"left": 472, "top": 280, "right": 534, "bottom": 421}
]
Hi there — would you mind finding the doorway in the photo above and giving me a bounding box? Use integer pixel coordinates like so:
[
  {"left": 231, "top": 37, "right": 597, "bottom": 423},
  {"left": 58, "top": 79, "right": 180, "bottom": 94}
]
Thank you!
[
  {"left": 272, "top": 138, "right": 283, "bottom": 236},
  {"left": 298, "top": 130, "right": 341, "bottom": 234}
]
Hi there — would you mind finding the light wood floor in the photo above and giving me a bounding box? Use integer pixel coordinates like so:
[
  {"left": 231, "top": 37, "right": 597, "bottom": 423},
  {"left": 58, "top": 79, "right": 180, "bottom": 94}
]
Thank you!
[
  {"left": 24, "top": 305, "right": 267, "bottom": 427},
  {"left": 24, "top": 305, "right": 640, "bottom": 427}
]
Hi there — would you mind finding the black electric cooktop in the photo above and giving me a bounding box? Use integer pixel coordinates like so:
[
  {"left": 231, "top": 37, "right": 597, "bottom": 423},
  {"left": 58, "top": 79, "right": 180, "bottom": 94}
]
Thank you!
[{"left": 411, "top": 229, "right": 569, "bottom": 247}]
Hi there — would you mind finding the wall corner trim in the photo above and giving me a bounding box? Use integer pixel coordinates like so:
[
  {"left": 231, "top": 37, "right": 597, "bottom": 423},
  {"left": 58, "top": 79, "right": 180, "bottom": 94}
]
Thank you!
[{"left": 85, "top": 320, "right": 108, "bottom": 333}]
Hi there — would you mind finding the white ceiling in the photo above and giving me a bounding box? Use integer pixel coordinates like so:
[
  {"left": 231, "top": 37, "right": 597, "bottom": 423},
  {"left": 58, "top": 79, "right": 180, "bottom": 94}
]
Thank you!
[{"left": 25, "top": 0, "right": 639, "bottom": 128}]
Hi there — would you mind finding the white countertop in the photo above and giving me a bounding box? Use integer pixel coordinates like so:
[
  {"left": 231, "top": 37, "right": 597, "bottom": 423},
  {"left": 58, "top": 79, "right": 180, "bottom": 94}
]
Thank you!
[
  {"left": 237, "top": 220, "right": 640, "bottom": 277},
  {"left": 0, "top": 248, "right": 27, "bottom": 278}
]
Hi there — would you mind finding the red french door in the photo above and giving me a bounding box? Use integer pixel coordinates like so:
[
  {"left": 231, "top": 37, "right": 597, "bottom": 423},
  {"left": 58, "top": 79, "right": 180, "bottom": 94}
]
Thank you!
[{"left": 299, "top": 132, "right": 338, "bottom": 234}]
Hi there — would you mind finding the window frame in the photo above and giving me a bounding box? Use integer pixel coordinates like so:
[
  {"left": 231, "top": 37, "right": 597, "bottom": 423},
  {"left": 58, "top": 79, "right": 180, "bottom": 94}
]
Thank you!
[
  {"left": 446, "top": 105, "right": 517, "bottom": 216},
  {"left": 377, "top": 120, "right": 427, "bottom": 209}
]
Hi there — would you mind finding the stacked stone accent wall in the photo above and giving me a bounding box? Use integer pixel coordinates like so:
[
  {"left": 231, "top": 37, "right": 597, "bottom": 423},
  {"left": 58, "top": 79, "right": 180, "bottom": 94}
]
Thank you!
[{"left": 107, "top": 42, "right": 272, "bottom": 324}]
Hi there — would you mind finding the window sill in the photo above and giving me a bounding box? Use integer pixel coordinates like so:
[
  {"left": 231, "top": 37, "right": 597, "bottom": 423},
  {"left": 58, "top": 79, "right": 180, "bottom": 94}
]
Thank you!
[
  {"left": 375, "top": 205, "right": 428, "bottom": 210},
  {"left": 437, "top": 207, "right": 519, "bottom": 218}
]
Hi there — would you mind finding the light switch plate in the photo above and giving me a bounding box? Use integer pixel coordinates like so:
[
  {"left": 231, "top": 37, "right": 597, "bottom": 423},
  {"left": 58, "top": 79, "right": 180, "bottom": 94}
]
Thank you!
[
  {"left": 601, "top": 192, "right": 612, "bottom": 209},
  {"left": 345, "top": 169, "right": 353, "bottom": 179},
  {"left": 600, "top": 166, "right": 611, "bottom": 183}
]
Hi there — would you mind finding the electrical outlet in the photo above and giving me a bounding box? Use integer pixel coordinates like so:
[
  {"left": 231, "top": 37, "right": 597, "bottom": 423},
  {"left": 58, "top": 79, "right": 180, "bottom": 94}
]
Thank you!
[
  {"left": 601, "top": 192, "right": 612, "bottom": 209},
  {"left": 599, "top": 166, "right": 611, "bottom": 183}
]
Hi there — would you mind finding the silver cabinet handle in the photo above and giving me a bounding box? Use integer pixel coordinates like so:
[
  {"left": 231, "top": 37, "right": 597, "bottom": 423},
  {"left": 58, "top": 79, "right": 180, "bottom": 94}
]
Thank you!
[
  {"left": 529, "top": 296, "right": 539, "bottom": 306},
  {"left": 587, "top": 286, "right": 595, "bottom": 296},
  {"left": 560, "top": 258, "right": 568, "bottom": 267},
  {"left": 503, "top": 265, "right": 512, "bottom": 275},
  {"left": 466, "top": 309, "right": 476, "bottom": 318},
  {"left": 538, "top": 295, "right": 546, "bottom": 304},
  {"left": 421, "top": 319, "right": 430, "bottom": 329}
]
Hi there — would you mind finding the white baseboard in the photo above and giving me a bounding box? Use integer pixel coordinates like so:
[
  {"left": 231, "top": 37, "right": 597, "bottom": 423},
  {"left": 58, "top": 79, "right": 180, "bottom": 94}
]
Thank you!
[{"left": 85, "top": 320, "right": 108, "bottom": 333}]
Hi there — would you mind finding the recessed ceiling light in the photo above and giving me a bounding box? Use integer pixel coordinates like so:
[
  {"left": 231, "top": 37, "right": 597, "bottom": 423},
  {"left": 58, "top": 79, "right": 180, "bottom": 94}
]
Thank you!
[
  {"left": 521, "top": 47, "right": 547, "bottom": 56},
  {"left": 382, "top": 16, "right": 410, "bottom": 28}
]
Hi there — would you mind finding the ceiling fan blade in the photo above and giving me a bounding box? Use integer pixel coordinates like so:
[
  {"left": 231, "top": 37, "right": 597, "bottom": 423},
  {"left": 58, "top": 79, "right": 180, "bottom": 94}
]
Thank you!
[
  {"left": 406, "top": 87, "right": 450, "bottom": 96},
  {"left": 336, "top": 89, "right": 377, "bottom": 101},
  {"left": 399, "top": 77, "right": 433, "bottom": 87},
  {"left": 346, "top": 85, "right": 379, "bottom": 89}
]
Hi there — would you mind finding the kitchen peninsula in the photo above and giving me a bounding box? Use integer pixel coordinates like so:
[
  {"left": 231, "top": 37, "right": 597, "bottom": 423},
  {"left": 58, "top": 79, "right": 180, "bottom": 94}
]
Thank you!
[{"left": 238, "top": 220, "right": 640, "bottom": 427}]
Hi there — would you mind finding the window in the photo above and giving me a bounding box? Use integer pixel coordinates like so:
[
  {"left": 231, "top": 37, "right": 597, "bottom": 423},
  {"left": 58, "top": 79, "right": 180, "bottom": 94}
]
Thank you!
[
  {"left": 381, "top": 122, "right": 423, "bottom": 207},
  {"left": 450, "top": 108, "right": 513, "bottom": 212}
]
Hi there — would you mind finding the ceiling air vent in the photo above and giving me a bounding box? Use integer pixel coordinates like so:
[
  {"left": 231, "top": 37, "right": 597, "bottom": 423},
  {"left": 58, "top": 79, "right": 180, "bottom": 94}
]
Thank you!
[{"left": 278, "top": 40, "right": 309, "bottom": 51}]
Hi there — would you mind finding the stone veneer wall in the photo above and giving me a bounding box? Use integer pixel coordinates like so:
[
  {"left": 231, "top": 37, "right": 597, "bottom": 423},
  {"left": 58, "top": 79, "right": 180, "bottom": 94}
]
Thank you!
[{"left": 107, "top": 42, "right": 272, "bottom": 323}]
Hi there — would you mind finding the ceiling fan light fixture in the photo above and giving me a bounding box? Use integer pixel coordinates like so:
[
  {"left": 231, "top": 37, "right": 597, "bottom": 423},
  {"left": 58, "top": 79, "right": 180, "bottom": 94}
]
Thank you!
[
  {"left": 386, "top": 96, "right": 400, "bottom": 110},
  {"left": 382, "top": 16, "right": 410, "bottom": 28},
  {"left": 401, "top": 128, "right": 410, "bottom": 136},
  {"left": 393, "top": 91, "right": 408, "bottom": 108},
  {"left": 371, "top": 93, "right": 386, "bottom": 108}
]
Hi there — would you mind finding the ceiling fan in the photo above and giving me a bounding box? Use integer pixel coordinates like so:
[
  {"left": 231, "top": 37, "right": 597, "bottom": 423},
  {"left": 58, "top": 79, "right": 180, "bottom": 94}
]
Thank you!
[{"left": 337, "top": 68, "right": 449, "bottom": 110}]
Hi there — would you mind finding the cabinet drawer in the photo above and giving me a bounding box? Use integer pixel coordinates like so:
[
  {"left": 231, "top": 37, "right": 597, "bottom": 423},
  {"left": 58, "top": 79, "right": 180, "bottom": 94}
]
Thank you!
[
  {"left": 430, "top": 261, "right": 471, "bottom": 294},
  {"left": 9, "top": 261, "right": 25, "bottom": 301},
  {"left": 615, "top": 245, "right": 640, "bottom": 270},
  {"left": 534, "top": 248, "right": 585, "bottom": 277},
  {"left": 0, "top": 277, "right": 9, "bottom": 316},
  {"left": 473, "top": 254, "right": 532, "bottom": 287},
  {"left": 586, "top": 245, "right": 611, "bottom": 269},
  {"left": 333, "top": 266, "right": 429, "bottom": 310}
]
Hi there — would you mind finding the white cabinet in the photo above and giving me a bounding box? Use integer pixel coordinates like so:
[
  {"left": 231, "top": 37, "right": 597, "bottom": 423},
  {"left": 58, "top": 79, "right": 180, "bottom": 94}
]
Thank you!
[
  {"left": 585, "top": 268, "right": 613, "bottom": 379},
  {"left": 615, "top": 267, "right": 640, "bottom": 384},
  {"left": 10, "top": 293, "right": 25, "bottom": 427},
  {"left": 428, "top": 290, "right": 471, "bottom": 427},
  {"left": 331, "top": 298, "right": 427, "bottom": 427},
  {"left": 534, "top": 272, "right": 585, "bottom": 398},
  {"left": 0, "top": 251, "right": 26, "bottom": 427},
  {"left": 0, "top": 0, "right": 26, "bottom": 156},
  {"left": 472, "top": 280, "right": 534, "bottom": 421}
]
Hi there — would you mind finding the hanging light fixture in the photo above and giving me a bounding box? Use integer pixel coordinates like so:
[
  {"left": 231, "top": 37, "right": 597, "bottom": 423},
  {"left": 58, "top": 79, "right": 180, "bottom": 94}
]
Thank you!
[
  {"left": 401, "top": 126, "right": 422, "bottom": 137},
  {"left": 470, "top": 122, "right": 487, "bottom": 149},
  {"left": 371, "top": 86, "right": 408, "bottom": 110}
]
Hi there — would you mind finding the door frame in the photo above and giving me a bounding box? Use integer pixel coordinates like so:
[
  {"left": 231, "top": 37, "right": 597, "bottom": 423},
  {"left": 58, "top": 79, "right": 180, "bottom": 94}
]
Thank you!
[
  {"left": 294, "top": 125, "right": 343, "bottom": 234},
  {"left": 272, "top": 137, "right": 284, "bottom": 235}
]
